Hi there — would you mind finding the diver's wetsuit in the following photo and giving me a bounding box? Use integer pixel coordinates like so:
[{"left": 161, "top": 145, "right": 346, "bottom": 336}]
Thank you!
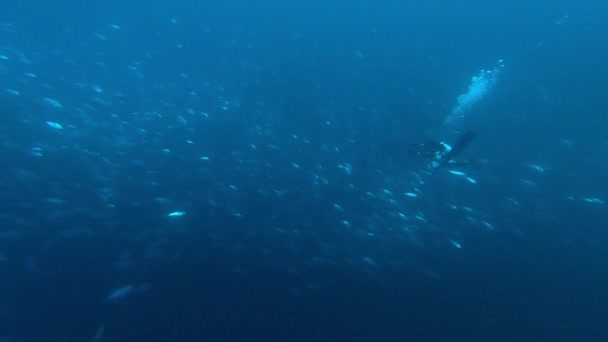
[
  {"left": 410, "top": 130, "right": 477, "bottom": 171},
  {"left": 444, "top": 130, "right": 476, "bottom": 160}
]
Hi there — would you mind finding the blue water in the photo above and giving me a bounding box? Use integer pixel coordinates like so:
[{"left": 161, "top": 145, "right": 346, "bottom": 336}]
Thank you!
[{"left": 1, "top": 1, "right": 607, "bottom": 341}]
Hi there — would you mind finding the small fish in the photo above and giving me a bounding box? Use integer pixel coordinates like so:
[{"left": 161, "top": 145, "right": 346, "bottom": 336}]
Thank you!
[
  {"left": 449, "top": 240, "right": 462, "bottom": 249},
  {"left": 447, "top": 170, "right": 466, "bottom": 176},
  {"left": 106, "top": 285, "right": 134, "bottom": 302},
  {"left": 414, "top": 213, "right": 427, "bottom": 223},
  {"left": 43, "top": 97, "right": 63, "bottom": 108},
  {"left": 167, "top": 211, "right": 186, "bottom": 217},
  {"left": 46, "top": 121, "right": 63, "bottom": 129},
  {"left": 528, "top": 164, "right": 549, "bottom": 173},
  {"left": 583, "top": 197, "right": 605, "bottom": 205},
  {"left": 3, "top": 88, "right": 20, "bottom": 96}
]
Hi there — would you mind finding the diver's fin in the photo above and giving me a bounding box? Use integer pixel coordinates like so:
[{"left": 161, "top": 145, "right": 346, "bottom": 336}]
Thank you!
[{"left": 446, "top": 130, "right": 476, "bottom": 159}]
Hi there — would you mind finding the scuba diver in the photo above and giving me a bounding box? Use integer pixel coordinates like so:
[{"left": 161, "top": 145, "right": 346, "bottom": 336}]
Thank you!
[{"left": 409, "top": 130, "right": 477, "bottom": 172}]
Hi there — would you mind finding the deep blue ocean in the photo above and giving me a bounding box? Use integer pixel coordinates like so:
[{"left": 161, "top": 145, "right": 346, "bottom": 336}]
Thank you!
[{"left": 1, "top": 1, "right": 607, "bottom": 341}]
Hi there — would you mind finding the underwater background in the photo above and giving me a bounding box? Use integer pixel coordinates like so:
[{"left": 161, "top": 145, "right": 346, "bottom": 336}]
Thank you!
[{"left": 1, "top": 0, "right": 607, "bottom": 341}]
